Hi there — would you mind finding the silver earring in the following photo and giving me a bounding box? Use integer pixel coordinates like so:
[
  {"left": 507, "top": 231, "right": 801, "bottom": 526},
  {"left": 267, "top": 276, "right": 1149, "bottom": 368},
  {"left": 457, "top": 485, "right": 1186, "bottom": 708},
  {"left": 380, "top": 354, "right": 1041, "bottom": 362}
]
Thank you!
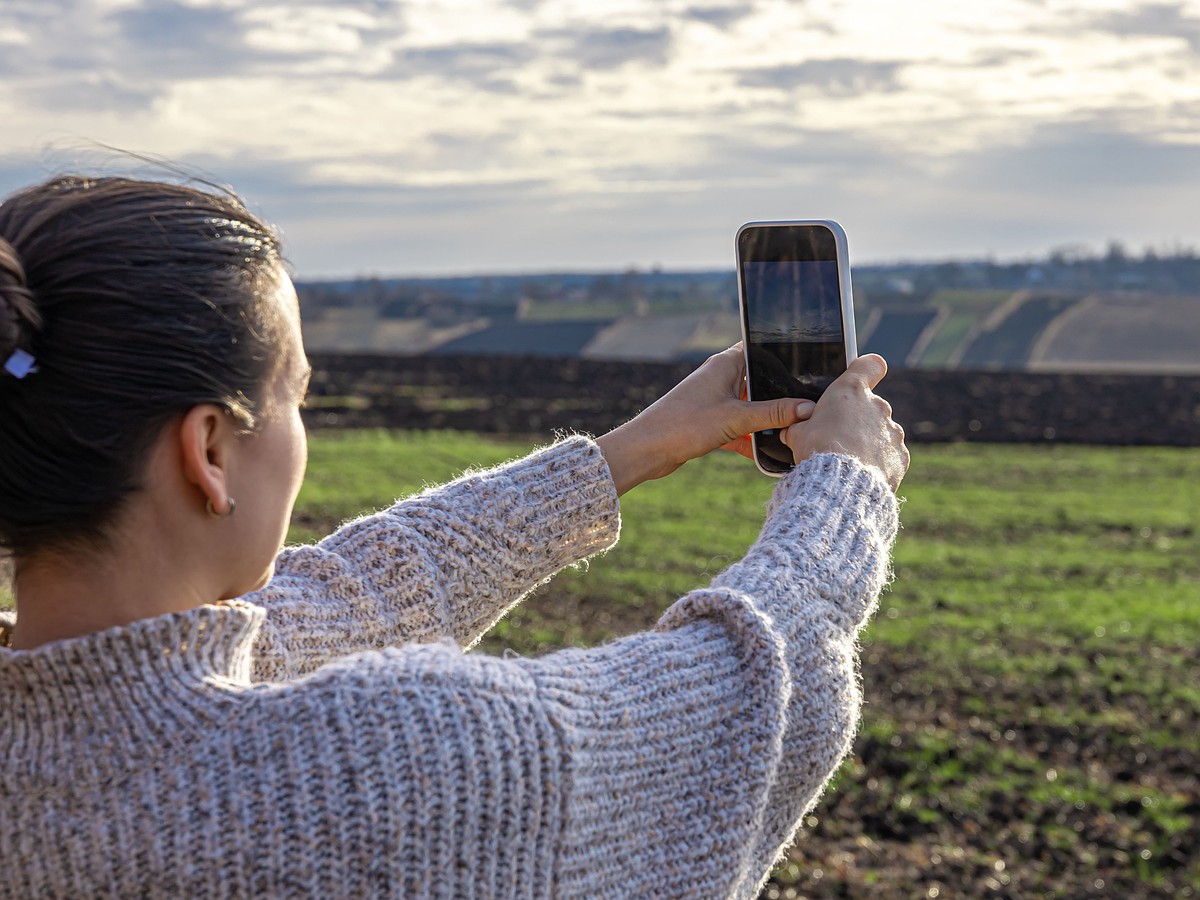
[{"left": 206, "top": 497, "right": 237, "bottom": 517}]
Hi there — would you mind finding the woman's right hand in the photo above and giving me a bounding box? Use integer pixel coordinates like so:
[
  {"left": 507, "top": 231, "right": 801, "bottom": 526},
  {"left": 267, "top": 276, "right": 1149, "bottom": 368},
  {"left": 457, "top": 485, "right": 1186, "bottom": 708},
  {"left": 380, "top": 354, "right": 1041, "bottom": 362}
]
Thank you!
[{"left": 781, "top": 354, "right": 909, "bottom": 492}]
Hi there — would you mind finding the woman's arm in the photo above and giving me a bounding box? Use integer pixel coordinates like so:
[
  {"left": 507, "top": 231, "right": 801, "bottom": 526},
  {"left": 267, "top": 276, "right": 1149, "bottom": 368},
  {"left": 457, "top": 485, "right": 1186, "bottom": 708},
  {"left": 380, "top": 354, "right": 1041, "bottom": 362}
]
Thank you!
[
  {"left": 246, "top": 345, "right": 821, "bottom": 682},
  {"left": 302, "top": 451, "right": 895, "bottom": 897},
  {"left": 518, "top": 453, "right": 898, "bottom": 896},
  {"left": 246, "top": 436, "right": 621, "bottom": 681},
  {"left": 238, "top": 356, "right": 905, "bottom": 894},
  {"left": 520, "top": 355, "right": 906, "bottom": 893}
]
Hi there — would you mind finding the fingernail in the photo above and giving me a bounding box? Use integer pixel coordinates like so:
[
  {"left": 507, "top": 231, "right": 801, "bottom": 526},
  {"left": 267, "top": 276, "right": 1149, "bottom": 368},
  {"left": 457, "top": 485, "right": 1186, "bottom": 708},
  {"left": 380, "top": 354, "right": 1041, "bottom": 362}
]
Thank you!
[{"left": 796, "top": 400, "right": 816, "bottom": 414}]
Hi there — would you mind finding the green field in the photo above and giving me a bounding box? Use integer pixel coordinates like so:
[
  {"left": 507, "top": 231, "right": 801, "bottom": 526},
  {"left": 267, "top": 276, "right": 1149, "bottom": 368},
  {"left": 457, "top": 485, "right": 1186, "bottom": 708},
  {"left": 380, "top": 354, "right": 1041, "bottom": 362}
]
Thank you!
[
  {"left": 296, "top": 433, "right": 1200, "bottom": 897},
  {"left": 4, "top": 433, "right": 1198, "bottom": 896}
]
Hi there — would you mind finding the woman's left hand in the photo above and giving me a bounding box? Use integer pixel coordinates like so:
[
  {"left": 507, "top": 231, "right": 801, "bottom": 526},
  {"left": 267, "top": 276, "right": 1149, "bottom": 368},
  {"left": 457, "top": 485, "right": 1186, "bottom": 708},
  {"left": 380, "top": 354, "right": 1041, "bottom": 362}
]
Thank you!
[{"left": 595, "top": 344, "right": 816, "bottom": 495}]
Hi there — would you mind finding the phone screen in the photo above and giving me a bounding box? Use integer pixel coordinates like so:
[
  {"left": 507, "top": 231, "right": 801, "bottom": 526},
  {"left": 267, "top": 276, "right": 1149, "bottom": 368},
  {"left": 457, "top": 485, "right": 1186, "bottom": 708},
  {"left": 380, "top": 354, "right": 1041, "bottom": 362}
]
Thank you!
[{"left": 738, "top": 224, "right": 848, "bottom": 474}]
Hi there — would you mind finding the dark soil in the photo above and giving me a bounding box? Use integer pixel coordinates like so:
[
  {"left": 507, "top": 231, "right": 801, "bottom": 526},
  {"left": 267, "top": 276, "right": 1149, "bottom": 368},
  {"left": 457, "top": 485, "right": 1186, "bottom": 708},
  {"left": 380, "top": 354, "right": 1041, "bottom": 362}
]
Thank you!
[
  {"left": 303, "top": 353, "right": 1200, "bottom": 447},
  {"left": 477, "top": 593, "right": 1200, "bottom": 900},
  {"left": 775, "top": 642, "right": 1200, "bottom": 899}
]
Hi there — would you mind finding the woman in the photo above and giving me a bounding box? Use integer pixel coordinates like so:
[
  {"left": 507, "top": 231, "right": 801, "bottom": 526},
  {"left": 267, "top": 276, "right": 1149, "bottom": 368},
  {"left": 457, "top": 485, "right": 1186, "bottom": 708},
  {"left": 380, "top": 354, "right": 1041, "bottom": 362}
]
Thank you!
[{"left": 0, "top": 175, "right": 907, "bottom": 898}]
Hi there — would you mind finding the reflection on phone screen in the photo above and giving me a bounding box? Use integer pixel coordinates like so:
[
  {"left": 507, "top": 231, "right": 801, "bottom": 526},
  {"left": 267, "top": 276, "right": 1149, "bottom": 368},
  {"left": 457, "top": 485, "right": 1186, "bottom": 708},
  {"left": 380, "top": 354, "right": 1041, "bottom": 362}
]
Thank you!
[{"left": 743, "top": 257, "right": 846, "bottom": 473}]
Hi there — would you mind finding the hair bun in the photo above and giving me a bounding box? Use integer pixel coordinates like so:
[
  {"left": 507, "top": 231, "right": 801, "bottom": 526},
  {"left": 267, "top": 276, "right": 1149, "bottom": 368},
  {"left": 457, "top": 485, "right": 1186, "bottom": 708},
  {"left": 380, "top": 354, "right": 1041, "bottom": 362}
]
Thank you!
[{"left": 0, "top": 236, "right": 42, "bottom": 361}]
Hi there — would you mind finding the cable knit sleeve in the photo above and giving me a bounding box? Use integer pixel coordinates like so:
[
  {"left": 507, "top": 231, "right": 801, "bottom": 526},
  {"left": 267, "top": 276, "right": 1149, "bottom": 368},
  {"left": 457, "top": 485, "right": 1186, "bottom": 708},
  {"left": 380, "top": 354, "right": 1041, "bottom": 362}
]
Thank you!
[
  {"left": 246, "top": 436, "right": 620, "bottom": 681},
  {"left": 0, "top": 452, "right": 896, "bottom": 898},
  {"left": 513, "top": 453, "right": 898, "bottom": 897}
]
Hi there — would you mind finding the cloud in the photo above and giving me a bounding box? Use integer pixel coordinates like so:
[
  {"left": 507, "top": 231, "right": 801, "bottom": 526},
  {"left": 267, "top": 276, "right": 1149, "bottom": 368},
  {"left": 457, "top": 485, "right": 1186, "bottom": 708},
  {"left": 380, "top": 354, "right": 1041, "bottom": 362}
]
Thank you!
[
  {"left": 700, "top": 125, "right": 919, "bottom": 178},
  {"left": 0, "top": 1, "right": 107, "bottom": 75},
  {"left": 390, "top": 41, "right": 533, "bottom": 91},
  {"left": 112, "top": 2, "right": 241, "bottom": 50},
  {"left": 964, "top": 48, "right": 1038, "bottom": 69},
  {"left": 815, "top": 118, "right": 1200, "bottom": 262},
  {"left": 108, "top": 2, "right": 257, "bottom": 76},
  {"left": 28, "top": 74, "right": 163, "bottom": 114},
  {"left": 87, "top": 1, "right": 405, "bottom": 81},
  {"left": 737, "top": 58, "right": 906, "bottom": 96},
  {"left": 5, "top": 0, "right": 1200, "bottom": 277},
  {"left": 1078, "top": 2, "right": 1200, "bottom": 52},
  {"left": 539, "top": 25, "right": 673, "bottom": 71},
  {"left": 682, "top": 5, "right": 756, "bottom": 29},
  {"left": 0, "top": 2, "right": 168, "bottom": 112},
  {"left": 241, "top": 2, "right": 405, "bottom": 59},
  {"left": 176, "top": 153, "right": 561, "bottom": 276},
  {"left": 948, "top": 118, "right": 1200, "bottom": 192}
]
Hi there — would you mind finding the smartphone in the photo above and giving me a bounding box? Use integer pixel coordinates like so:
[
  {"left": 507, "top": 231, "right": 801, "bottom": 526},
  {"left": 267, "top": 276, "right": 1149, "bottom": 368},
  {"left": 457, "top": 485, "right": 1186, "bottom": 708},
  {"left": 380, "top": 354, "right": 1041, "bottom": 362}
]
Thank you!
[{"left": 736, "top": 220, "right": 857, "bottom": 477}]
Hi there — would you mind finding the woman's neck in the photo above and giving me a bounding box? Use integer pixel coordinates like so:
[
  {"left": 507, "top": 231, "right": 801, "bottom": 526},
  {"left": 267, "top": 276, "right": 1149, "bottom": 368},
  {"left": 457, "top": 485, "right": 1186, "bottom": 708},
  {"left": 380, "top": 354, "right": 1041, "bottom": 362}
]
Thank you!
[{"left": 10, "top": 544, "right": 210, "bottom": 650}]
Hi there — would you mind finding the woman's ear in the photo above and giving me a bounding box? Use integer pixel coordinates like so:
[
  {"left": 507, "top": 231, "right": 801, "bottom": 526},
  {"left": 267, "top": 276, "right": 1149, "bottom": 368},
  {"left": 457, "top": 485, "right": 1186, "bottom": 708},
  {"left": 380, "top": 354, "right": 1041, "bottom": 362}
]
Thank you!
[{"left": 177, "top": 404, "right": 236, "bottom": 515}]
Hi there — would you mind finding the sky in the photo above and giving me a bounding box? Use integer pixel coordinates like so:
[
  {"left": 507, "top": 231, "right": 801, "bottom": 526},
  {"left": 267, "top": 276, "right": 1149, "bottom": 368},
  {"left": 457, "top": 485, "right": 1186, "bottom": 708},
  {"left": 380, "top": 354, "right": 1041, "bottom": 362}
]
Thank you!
[{"left": 2, "top": 0, "right": 1200, "bottom": 278}]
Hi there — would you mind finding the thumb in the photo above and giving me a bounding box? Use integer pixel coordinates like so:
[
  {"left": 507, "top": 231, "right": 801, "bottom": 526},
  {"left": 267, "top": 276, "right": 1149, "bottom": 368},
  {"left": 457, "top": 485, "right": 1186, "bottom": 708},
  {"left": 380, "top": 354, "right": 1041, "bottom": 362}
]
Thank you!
[
  {"left": 838, "top": 354, "right": 888, "bottom": 391},
  {"left": 735, "top": 397, "right": 816, "bottom": 436}
]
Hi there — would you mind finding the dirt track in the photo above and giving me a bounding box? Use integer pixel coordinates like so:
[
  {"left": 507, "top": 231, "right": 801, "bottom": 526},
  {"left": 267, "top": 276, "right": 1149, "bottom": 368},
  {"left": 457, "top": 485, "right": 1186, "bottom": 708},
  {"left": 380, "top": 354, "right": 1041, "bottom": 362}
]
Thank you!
[{"left": 303, "top": 353, "right": 1200, "bottom": 446}]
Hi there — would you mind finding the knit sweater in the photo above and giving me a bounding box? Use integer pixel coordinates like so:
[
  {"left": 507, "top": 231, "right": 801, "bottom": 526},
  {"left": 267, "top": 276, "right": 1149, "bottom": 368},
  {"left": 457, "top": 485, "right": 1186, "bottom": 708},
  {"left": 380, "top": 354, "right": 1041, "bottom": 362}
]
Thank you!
[{"left": 0, "top": 436, "right": 899, "bottom": 899}]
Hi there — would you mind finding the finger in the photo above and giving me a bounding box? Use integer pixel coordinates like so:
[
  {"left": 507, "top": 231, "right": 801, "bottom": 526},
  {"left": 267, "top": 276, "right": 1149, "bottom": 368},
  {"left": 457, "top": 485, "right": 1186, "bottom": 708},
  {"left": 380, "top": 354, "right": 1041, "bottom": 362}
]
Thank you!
[
  {"left": 705, "top": 343, "right": 749, "bottom": 392},
  {"left": 778, "top": 421, "right": 803, "bottom": 453},
  {"left": 711, "top": 342, "right": 744, "bottom": 365},
  {"left": 735, "top": 397, "right": 816, "bottom": 435},
  {"left": 780, "top": 421, "right": 847, "bottom": 460},
  {"left": 720, "top": 434, "right": 755, "bottom": 459},
  {"left": 836, "top": 354, "right": 888, "bottom": 391}
]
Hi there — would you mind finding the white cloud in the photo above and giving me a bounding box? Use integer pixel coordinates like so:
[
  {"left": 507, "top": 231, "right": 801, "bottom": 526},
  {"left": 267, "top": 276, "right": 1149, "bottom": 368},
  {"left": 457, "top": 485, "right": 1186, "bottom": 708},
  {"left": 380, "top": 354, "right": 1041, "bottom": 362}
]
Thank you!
[
  {"left": 243, "top": 9, "right": 379, "bottom": 56},
  {"left": 3, "top": 0, "right": 1200, "bottom": 275}
]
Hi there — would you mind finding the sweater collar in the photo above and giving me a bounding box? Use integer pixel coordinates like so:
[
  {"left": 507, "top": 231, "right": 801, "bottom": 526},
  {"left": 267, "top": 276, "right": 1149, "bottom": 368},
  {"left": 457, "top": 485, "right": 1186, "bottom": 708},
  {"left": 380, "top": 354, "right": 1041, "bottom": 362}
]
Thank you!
[{"left": 0, "top": 601, "right": 265, "bottom": 780}]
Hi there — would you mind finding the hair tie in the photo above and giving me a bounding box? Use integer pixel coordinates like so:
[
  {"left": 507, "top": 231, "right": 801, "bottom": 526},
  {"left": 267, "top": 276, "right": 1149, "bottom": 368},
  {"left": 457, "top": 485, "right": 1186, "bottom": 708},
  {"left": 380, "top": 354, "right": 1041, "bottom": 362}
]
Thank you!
[{"left": 3, "top": 349, "right": 38, "bottom": 379}]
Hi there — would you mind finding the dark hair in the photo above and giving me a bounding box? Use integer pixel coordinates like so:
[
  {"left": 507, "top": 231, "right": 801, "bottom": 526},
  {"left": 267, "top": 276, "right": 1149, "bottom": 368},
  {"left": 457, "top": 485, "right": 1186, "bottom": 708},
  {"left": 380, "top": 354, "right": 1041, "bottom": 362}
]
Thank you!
[{"left": 0, "top": 175, "right": 286, "bottom": 559}]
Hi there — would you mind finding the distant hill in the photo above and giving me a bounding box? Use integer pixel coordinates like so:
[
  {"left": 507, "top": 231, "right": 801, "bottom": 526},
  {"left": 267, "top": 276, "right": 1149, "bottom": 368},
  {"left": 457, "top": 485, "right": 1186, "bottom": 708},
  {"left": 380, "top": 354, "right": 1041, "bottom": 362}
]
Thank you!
[
  {"left": 1029, "top": 294, "right": 1200, "bottom": 374},
  {"left": 296, "top": 253, "right": 1200, "bottom": 372}
]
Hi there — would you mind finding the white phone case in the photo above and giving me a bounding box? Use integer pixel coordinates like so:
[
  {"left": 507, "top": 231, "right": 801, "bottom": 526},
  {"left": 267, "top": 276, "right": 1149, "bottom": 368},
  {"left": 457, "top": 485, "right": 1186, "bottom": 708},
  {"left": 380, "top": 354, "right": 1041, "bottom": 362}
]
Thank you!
[{"left": 735, "top": 219, "right": 858, "bottom": 477}]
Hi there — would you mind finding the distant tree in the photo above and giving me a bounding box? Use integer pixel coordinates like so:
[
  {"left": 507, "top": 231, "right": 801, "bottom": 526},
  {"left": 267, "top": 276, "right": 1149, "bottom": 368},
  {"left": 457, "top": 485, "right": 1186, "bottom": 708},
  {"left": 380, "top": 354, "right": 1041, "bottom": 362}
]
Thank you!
[
  {"left": 622, "top": 267, "right": 647, "bottom": 314},
  {"left": 521, "top": 281, "right": 552, "bottom": 302},
  {"left": 588, "top": 274, "right": 616, "bottom": 302}
]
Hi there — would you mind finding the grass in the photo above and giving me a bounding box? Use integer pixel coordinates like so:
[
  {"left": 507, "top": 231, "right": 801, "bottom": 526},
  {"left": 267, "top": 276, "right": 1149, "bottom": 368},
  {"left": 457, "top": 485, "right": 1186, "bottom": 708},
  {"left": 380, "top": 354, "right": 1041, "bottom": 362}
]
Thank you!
[
  {"left": 887, "top": 444, "right": 1199, "bottom": 645},
  {"left": 294, "top": 433, "right": 1199, "bottom": 895},
  {"left": 3, "top": 433, "right": 1197, "bottom": 895},
  {"left": 287, "top": 430, "right": 543, "bottom": 545}
]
